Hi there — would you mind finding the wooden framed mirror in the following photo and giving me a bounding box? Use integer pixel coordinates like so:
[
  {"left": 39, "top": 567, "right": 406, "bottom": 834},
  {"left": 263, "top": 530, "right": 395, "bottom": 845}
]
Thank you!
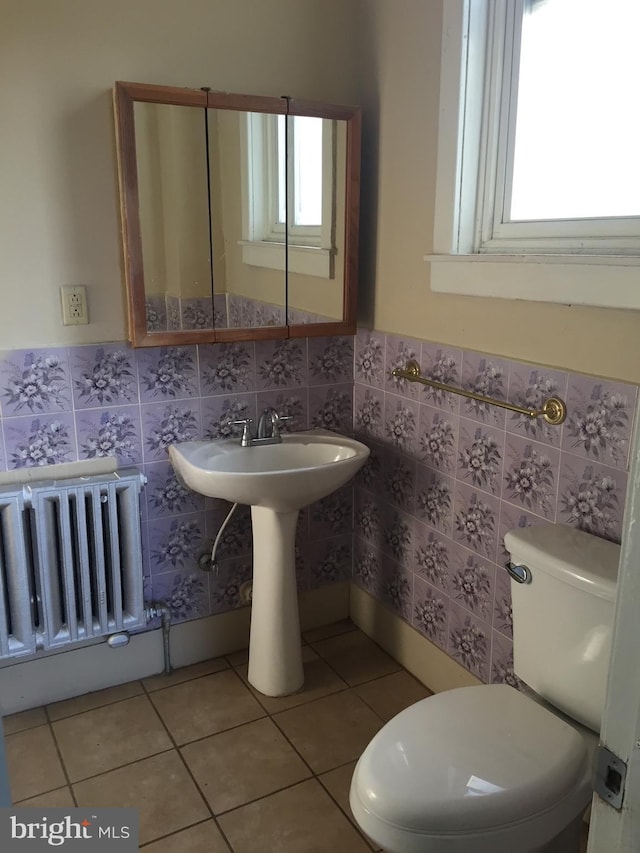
[{"left": 113, "top": 81, "right": 360, "bottom": 347}]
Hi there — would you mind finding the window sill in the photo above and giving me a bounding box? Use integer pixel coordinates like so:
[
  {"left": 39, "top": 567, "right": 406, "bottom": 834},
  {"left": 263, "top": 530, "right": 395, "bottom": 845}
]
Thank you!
[
  {"left": 240, "top": 241, "right": 333, "bottom": 279},
  {"left": 425, "top": 254, "right": 640, "bottom": 310}
]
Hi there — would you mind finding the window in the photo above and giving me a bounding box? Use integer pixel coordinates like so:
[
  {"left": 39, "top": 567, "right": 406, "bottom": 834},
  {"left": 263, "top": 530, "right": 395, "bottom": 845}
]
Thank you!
[
  {"left": 429, "top": 0, "right": 640, "bottom": 308},
  {"left": 241, "top": 112, "right": 336, "bottom": 277}
]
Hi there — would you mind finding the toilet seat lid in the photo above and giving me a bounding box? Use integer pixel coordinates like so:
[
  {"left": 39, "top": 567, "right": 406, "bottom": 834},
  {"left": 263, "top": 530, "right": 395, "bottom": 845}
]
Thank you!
[{"left": 353, "top": 684, "right": 590, "bottom": 834}]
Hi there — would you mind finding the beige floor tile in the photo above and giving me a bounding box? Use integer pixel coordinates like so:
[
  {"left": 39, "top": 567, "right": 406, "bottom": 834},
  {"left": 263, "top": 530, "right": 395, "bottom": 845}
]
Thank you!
[
  {"left": 302, "top": 619, "right": 357, "bottom": 643},
  {"left": 142, "top": 820, "right": 229, "bottom": 853},
  {"left": 52, "top": 694, "right": 172, "bottom": 782},
  {"left": 218, "top": 778, "right": 372, "bottom": 853},
  {"left": 237, "top": 654, "right": 348, "bottom": 714},
  {"left": 142, "top": 657, "right": 228, "bottom": 692},
  {"left": 6, "top": 725, "right": 67, "bottom": 802},
  {"left": 310, "top": 630, "right": 402, "bottom": 686},
  {"left": 225, "top": 648, "right": 249, "bottom": 667},
  {"left": 16, "top": 786, "right": 76, "bottom": 808},
  {"left": 319, "top": 762, "right": 383, "bottom": 850},
  {"left": 47, "top": 681, "right": 144, "bottom": 721},
  {"left": 3, "top": 706, "right": 47, "bottom": 734},
  {"left": 150, "top": 669, "right": 265, "bottom": 745},
  {"left": 73, "top": 751, "right": 209, "bottom": 846},
  {"left": 355, "top": 671, "right": 432, "bottom": 721},
  {"left": 319, "top": 760, "right": 357, "bottom": 819},
  {"left": 274, "top": 690, "right": 383, "bottom": 774},
  {"left": 182, "top": 717, "right": 311, "bottom": 814}
]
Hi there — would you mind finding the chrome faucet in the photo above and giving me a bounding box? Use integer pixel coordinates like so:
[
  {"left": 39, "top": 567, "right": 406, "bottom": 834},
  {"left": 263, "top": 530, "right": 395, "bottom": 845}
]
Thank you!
[{"left": 230, "top": 408, "right": 291, "bottom": 447}]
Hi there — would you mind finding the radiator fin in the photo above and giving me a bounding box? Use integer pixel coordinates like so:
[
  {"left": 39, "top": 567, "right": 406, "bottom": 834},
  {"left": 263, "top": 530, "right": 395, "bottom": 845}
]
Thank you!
[{"left": 0, "top": 469, "right": 145, "bottom": 660}]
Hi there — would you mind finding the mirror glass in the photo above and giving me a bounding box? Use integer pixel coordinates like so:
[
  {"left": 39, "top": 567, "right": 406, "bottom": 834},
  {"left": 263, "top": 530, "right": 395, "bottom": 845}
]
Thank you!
[{"left": 114, "top": 83, "right": 359, "bottom": 345}]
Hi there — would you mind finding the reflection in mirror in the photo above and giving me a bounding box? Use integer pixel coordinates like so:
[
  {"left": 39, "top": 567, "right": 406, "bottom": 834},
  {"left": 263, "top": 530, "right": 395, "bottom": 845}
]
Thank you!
[
  {"left": 214, "top": 110, "right": 286, "bottom": 330},
  {"left": 134, "top": 102, "right": 213, "bottom": 333},
  {"left": 286, "top": 115, "right": 346, "bottom": 326},
  {"left": 114, "top": 82, "right": 360, "bottom": 346}
]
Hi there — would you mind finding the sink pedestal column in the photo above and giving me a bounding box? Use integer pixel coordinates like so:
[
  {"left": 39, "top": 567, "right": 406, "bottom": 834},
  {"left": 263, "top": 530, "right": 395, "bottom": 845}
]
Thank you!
[{"left": 247, "top": 506, "right": 304, "bottom": 697}]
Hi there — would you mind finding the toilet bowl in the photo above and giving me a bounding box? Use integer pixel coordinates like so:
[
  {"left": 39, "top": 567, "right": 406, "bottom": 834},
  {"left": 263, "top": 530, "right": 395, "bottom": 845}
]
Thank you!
[
  {"left": 350, "top": 683, "right": 595, "bottom": 853},
  {"left": 350, "top": 523, "right": 619, "bottom": 853}
]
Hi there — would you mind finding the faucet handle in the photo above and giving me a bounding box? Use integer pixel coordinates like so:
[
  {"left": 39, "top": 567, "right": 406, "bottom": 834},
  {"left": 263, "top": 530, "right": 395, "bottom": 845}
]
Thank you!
[
  {"left": 230, "top": 418, "right": 254, "bottom": 446},
  {"left": 272, "top": 413, "right": 292, "bottom": 437}
]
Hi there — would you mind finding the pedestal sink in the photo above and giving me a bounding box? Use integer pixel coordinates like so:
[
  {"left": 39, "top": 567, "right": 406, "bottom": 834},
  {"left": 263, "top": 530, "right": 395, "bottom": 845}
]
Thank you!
[{"left": 168, "top": 429, "right": 369, "bottom": 696}]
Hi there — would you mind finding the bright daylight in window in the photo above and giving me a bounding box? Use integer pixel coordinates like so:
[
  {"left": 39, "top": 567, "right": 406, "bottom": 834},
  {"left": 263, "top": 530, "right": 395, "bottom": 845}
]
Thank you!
[
  {"left": 429, "top": 0, "right": 640, "bottom": 309},
  {"left": 510, "top": 0, "right": 640, "bottom": 223}
]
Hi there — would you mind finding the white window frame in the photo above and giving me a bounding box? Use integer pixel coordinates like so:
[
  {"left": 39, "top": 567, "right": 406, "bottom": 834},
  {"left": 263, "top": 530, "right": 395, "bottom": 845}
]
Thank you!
[
  {"left": 428, "top": 0, "right": 640, "bottom": 309},
  {"left": 240, "top": 112, "right": 336, "bottom": 278}
]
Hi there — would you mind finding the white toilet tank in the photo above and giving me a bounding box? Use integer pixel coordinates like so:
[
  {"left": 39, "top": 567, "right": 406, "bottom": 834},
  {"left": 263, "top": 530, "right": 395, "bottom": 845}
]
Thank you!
[{"left": 504, "top": 523, "right": 619, "bottom": 733}]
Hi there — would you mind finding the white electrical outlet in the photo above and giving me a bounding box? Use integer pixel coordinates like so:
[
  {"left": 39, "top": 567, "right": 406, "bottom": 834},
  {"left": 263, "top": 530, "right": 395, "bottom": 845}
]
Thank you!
[{"left": 60, "top": 285, "right": 89, "bottom": 325}]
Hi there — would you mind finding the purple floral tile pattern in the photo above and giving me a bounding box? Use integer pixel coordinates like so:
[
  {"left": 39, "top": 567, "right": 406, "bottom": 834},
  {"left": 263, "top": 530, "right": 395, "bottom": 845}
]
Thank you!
[
  {"left": 144, "top": 461, "right": 204, "bottom": 518},
  {"left": 355, "top": 329, "right": 385, "bottom": 388},
  {"left": 181, "top": 297, "right": 214, "bottom": 331},
  {"left": 456, "top": 419, "right": 504, "bottom": 495},
  {"left": 5, "top": 414, "right": 76, "bottom": 468},
  {"left": 461, "top": 352, "right": 510, "bottom": 427},
  {"left": 0, "top": 348, "right": 71, "bottom": 415},
  {"left": 151, "top": 570, "right": 209, "bottom": 624},
  {"left": 562, "top": 375, "right": 637, "bottom": 470},
  {"left": 308, "top": 337, "right": 354, "bottom": 386},
  {"left": 558, "top": 458, "right": 626, "bottom": 542},
  {"left": 255, "top": 339, "right": 306, "bottom": 390},
  {"left": 309, "top": 385, "right": 353, "bottom": 434},
  {"left": 141, "top": 402, "right": 200, "bottom": 461},
  {"left": 419, "top": 342, "right": 462, "bottom": 412},
  {"left": 384, "top": 393, "right": 418, "bottom": 455},
  {"left": 502, "top": 435, "right": 559, "bottom": 520},
  {"left": 418, "top": 406, "right": 458, "bottom": 474},
  {"left": 0, "top": 329, "right": 636, "bottom": 688},
  {"left": 76, "top": 405, "right": 142, "bottom": 465},
  {"left": 413, "top": 576, "right": 448, "bottom": 649},
  {"left": 199, "top": 342, "right": 256, "bottom": 395},
  {"left": 256, "top": 390, "right": 307, "bottom": 432},
  {"left": 201, "top": 393, "right": 256, "bottom": 441},
  {"left": 507, "top": 362, "right": 568, "bottom": 447},
  {"left": 354, "top": 385, "right": 385, "bottom": 443},
  {"left": 310, "top": 535, "right": 352, "bottom": 588},
  {"left": 70, "top": 345, "right": 138, "bottom": 408},
  {"left": 0, "top": 336, "right": 356, "bottom": 638},
  {"left": 447, "top": 602, "right": 490, "bottom": 682},
  {"left": 385, "top": 335, "right": 421, "bottom": 400},
  {"left": 137, "top": 346, "right": 198, "bottom": 402},
  {"left": 353, "top": 330, "right": 637, "bottom": 688}
]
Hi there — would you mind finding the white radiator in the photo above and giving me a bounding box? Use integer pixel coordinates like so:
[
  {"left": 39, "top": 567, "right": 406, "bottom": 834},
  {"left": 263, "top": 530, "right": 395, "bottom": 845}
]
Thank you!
[{"left": 0, "top": 469, "right": 146, "bottom": 660}]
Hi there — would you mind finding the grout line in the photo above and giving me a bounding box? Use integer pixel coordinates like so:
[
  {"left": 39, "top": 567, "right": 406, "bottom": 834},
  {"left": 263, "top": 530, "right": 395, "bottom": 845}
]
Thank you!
[
  {"left": 142, "top": 677, "right": 234, "bottom": 851},
  {"left": 43, "top": 712, "right": 78, "bottom": 807}
]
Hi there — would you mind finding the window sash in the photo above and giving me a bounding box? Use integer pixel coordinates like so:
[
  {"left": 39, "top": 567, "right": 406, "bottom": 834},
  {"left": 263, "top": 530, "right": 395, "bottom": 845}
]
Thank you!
[{"left": 464, "top": 0, "right": 640, "bottom": 256}]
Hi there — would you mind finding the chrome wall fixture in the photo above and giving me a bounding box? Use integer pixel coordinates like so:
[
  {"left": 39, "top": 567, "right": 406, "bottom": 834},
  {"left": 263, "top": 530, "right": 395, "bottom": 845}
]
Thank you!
[{"left": 392, "top": 359, "right": 567, "bottom": 426}]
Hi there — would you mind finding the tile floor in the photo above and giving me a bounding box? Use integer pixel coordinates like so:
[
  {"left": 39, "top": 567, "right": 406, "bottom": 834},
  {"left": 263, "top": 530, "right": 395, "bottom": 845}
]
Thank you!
[
  {"left": 3, "top": 619, "right": 591, "bottom": 852},
  {"left": 3, "top": 621, "right": 432, "bottom": 851}
]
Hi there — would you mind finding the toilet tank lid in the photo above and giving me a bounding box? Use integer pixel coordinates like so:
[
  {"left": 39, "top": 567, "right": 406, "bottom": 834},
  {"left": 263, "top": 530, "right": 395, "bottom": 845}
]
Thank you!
[{"left": 504, "top": 523, "right": 619, "bottom": 601}]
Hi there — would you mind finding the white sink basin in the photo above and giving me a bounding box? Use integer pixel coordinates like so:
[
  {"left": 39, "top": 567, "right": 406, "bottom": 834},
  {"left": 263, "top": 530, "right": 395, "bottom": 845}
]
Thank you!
[
  {"left": 168, "top": 428, "right": 369, "bottom": 698},
  {"left": 168, "top": 429, "right": 369, "bottom": 512}
]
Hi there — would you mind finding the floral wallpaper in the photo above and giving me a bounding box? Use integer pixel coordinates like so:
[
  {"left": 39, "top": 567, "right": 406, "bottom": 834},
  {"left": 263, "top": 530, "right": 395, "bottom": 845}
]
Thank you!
[
  {"left": 0, "top": 329, "right": 637, "bottom": 692},
  {"left": 0, "top": 336, "right": 355, "bottom": 628},
  {"left": 353, "top": 329, "right": 638, "bottom": 687}
]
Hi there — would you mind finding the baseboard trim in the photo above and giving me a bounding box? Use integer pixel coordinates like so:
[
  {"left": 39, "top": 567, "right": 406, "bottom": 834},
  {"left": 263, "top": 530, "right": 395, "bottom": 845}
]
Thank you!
[
  {"left": 0, "top": 582, "right": 350, "bottom": 715},
  {"left": 349, "top": 583, "right": 481, "bottom": 694}
]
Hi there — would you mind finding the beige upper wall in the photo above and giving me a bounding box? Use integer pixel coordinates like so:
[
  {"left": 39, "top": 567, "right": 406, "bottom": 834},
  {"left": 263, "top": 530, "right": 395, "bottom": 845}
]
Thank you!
[
  {"left": 2, "top": 0, "right": 638, "bottom": 382},
  {"left": 0, "top": 0, "right": 362, "bottom": 348},
  {"left": 358, "top": 0, "right": 640, "bottom": 383}
]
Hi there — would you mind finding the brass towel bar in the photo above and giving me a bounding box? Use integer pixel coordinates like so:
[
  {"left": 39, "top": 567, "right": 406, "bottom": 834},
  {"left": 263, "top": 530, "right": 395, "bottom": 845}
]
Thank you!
[{"left": 391, "top": 360, "right": 567, "bottom": 426}]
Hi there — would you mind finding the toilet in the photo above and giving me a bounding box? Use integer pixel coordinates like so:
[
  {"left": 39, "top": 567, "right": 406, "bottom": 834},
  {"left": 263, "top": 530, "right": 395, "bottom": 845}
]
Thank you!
[{"left": 349, "top": 523, "right": 620, "bottom": 853}]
